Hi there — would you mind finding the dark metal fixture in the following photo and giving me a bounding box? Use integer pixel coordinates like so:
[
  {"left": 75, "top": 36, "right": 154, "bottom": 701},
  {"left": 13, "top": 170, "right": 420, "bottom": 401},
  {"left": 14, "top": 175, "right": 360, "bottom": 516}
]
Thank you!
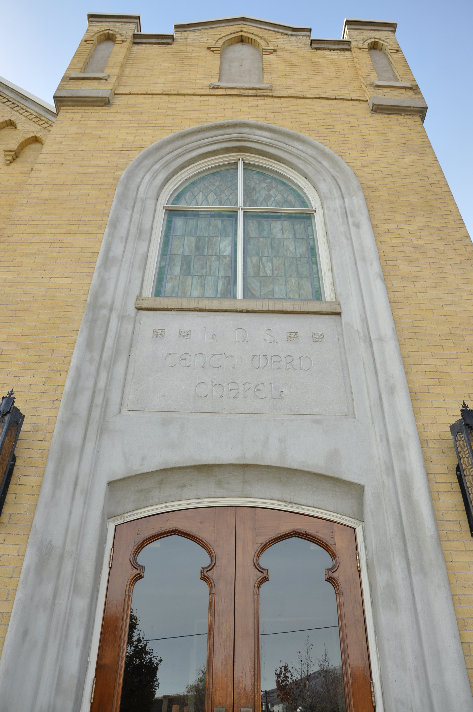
[
  {"left": 0, "top": 390, "right": 24, "bottom": 516},
  {"left": 451, "top": 402, "right": 473, "bottom": 536}
]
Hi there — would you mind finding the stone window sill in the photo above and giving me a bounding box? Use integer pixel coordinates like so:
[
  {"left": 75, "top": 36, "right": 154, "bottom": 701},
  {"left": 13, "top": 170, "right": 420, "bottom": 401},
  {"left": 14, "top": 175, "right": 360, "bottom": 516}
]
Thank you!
[
  {"left": 209, "top": 82, "right": 272, "bottom": 90},
  {"left": 68, "top": 73, "right": 110, "bottom": 80},
  {"left": 136, "top": 297, "right": 341, "bottom": 314},
  {"left": 373, "top": 80, "right": 412, "bottom": 88}
]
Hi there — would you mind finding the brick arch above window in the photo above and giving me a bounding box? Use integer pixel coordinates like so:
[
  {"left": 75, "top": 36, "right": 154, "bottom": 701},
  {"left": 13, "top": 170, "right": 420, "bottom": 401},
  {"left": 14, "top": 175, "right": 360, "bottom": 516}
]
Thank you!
[{"left": 4, "top": 135, "right": 43, "bottom": 165}]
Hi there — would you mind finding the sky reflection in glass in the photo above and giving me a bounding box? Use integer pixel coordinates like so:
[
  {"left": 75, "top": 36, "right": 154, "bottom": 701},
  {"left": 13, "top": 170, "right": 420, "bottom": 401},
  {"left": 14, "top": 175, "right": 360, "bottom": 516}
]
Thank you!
[
  {"left": 259, "top": 537, "right": 344, "bottom": 709},
  {"left": 126, "top": 535, "right": 210, "bottom": 698}
]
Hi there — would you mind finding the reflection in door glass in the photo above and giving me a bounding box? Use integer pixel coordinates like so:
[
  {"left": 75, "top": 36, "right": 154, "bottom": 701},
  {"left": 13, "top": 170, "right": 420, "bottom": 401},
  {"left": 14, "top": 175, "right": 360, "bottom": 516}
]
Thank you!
[
  {"left": 120, "top": 535, "right": 210, "bottom": 712},
  {"left": 259, "top": 537, "right": 346, "bottom": 712}
]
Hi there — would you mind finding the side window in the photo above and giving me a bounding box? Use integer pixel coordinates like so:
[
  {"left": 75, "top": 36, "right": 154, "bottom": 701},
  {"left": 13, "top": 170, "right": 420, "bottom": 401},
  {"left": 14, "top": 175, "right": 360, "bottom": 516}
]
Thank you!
[
  {"left": 153, "top": 159, "right": 328, "bottom": 301},
  {"left": 368, "top": 42, "right": 398, "bottom": 82},
  {"left": 219, "top": 41, "right": 263, "bottom": 85},
  {"left": 84, "top": 36, "right": 115, "bottom": 73}
]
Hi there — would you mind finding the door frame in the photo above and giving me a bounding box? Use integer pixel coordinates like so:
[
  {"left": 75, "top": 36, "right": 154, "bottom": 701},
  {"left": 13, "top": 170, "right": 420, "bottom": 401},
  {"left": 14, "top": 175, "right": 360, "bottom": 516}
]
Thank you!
[{"left": 81, "top": 498, "right": 383, "bottom": 712}]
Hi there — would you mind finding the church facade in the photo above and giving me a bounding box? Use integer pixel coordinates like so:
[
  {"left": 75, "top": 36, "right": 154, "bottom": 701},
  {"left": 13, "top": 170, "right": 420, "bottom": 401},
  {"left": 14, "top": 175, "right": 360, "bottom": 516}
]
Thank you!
[{"left": 0, "top": 13, "right": 473, "bottom": 711}]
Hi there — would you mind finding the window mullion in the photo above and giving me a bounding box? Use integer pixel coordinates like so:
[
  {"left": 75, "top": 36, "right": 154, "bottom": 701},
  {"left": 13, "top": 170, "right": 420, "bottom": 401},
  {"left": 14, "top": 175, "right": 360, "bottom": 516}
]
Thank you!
[{"left": 236, "top": 158, "right": 244, "bottom": 299}]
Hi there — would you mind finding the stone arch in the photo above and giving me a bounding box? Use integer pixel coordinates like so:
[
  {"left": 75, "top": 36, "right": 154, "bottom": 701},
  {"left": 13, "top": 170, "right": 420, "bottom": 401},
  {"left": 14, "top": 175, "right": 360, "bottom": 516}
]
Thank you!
[
  {"left": 4, "top": 135, "right": 43, "bottom": 165},
  {"left": 106, "top": 464, "right": 364, "bottom": 522},
  {"left": 212, "top": 28, "right": 273, "bottom": 53}
]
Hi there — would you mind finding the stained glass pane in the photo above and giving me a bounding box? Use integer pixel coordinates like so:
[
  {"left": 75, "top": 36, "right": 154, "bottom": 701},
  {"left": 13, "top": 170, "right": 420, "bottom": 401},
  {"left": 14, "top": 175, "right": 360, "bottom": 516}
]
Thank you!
[
  {"left": 155, "top": 211, "right": 237, "bottom": 298},
  {"left": 171, "top": 166, "right": 238, "bottom": 206},
  {"left": 259, "top": 538, "right": 346, "bottom": 712},
  {"left": 244, "top": 213, "right": 322, "bottom": 299},
  {"left": 244, "top": 168, "right": 310, "bottom": 208},
  {"left": 119, "top": 536, "right": 210, "bottom": 712}
]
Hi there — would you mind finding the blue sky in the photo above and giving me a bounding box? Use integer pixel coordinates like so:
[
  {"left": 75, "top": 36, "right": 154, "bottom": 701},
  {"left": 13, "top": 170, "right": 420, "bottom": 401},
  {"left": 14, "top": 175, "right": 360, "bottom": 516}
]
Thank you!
[{"left": 2, "top": 0, "right": 472, "bottom": 237}]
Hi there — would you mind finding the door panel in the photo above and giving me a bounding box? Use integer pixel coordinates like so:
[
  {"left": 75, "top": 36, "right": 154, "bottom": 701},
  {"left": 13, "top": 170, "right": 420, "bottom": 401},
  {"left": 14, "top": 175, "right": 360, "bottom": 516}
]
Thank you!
[
  {"left": 92, "top": 508, "right": 236, "bottom": 712},
  {"left": 92, "top": 507, "right": 374, "bottom": 712},
  {"left": 240, "top": 508, "right": 372, "bottom": 712},
  {"left": 259, "top": 537, "right": 345, "bottom": 711},
  {"left": 233, "top": 509, "right": 373, "bottom": 712}
]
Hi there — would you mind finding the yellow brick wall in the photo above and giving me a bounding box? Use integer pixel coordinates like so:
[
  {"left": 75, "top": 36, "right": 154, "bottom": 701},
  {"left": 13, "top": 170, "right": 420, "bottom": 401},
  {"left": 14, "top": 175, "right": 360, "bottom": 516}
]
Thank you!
[
  {"left": 0, "top": 95, "right": 53, "bottom": 236},
  {"left": 1, "top": 19, "right": 472, "bottom": 685}
]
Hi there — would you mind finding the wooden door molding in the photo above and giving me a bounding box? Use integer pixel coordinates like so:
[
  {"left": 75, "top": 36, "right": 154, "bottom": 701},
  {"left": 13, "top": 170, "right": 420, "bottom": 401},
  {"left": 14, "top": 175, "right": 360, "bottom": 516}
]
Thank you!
[
  {"left": 92, "top": 506, "right": 374, "bottom": 712},
  {"left": 234, "top": 508, "right": 374, "bottom": 712},
  {"left": 91, "top": 507, "right": 236, "bottom": 712}
]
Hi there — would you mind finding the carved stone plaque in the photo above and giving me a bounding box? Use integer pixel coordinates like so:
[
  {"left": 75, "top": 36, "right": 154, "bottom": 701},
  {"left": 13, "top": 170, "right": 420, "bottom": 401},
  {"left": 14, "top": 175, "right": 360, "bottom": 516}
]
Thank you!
[{"left": 125, "top": 312, "right": 352, "bottom": 416}]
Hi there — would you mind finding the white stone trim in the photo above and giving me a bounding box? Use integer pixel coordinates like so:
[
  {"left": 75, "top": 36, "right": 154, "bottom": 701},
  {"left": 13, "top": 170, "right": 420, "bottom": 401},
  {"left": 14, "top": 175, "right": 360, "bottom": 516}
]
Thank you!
[
  {"left": 133, "top": 33, "right": 174, "bottom": 44},
  {"left": 110, "top": 497, "right": 361, "bottom": 527},
  {"left": 310, "top": 39, "right": 351, "bottom": 50},
  {"left": 141, "top": 152, "right": 335, "bottom": 301},
  {"left": 87, "top": 13, "right": 141, "bottom": 31},
  {"left": 342, "top": 19, "right": 397, "bottom": 38},
  {"left": 209, "top": 82, "right": 273, "bottom": 89},
  {"left": 356, "top": 524, "right": 384, "bottom": 711},
  {"left": 68, "top": 73, "right": 110, "bottom": 80},
  {"left": 373, "top": 80, "right": 413, "bottom": 88},
  {"left": 369, "top": 95, "right": 427, "bottom": 119},
  {"left": 54, "top": 88, "right": 114, "bottom": 108}
]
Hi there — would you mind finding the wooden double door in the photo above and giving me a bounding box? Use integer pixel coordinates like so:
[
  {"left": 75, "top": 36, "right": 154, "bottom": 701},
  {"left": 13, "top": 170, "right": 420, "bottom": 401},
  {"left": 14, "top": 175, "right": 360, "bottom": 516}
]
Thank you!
[{"left": 92, "top": 507, "right": 374, "bottom": 712}]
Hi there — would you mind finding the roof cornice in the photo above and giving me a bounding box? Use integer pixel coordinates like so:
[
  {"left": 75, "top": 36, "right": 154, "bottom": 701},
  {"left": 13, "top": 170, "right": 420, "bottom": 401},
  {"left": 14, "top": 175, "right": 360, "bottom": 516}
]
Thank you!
[
  {"left": 0, "top": 76, "right": 56, "bottom": 121},
  {"left": 342, "top": 18, "right": 397, "bottom": 38},
  {"left": 87, "top": 13, "right": 141, "bottom": 32}
]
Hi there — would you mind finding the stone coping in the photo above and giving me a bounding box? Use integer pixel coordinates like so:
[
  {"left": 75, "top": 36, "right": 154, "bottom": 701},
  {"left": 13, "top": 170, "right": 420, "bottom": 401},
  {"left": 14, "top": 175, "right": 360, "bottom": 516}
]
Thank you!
[
  {"left": 136, "top": 296, "right": 341, "bottom": 314},
  {"left": 54, "top": 88, "right": 113, "bottom": 109},
  {"left": 0, "top": 75, "right": 56, "bottom": 120},
  {"left": 87, "top": 13, "right": 141, "bottom": 31},
  {"left": 174, "top": 16, "right": 311, "bottom": 35},
  {"left": 133, "top": 33, "right": 174, "bottom": 44},
  {"left": 343, "top": 18, "right": 397, "bottom": 37},
  {"left": 369, "top": 95, "right": 427, "bottom": 120},
  {"left": 310, "top": 39, "right": 351, "bottom": 50}
]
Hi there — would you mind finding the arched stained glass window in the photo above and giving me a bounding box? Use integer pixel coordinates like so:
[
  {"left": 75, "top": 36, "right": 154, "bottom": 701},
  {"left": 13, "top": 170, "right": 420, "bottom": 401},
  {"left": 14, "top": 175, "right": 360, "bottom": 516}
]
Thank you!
[
  {"left": 154, "top": 160, "right": 325, "bottom": 301},
  {"left": 172, "top": 167, "right": 238, "bottom": 207}
]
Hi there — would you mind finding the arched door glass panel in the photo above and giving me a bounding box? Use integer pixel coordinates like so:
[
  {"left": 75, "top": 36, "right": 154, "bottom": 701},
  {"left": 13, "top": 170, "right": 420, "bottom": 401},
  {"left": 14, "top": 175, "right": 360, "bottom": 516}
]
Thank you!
[
  {"left": 119, "top": 535, "right": 210, "bottom": 712},
  {"left": 259, "top": 537, "right": 345, "bottom": 712}
]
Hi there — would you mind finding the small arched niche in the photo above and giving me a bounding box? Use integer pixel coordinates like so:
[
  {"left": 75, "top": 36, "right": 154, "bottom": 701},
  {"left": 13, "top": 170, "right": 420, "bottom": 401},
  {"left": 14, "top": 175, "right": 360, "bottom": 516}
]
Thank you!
[
  {"left": 0, "top": 119, "right": 17, "bottom": 133},
  {"left": 84, "top": 33, "right": 115, "bottom": 73},
  {"left": 4, "top": 135, "right": 43, "bottom": 166},
  {"left": 219, "top": 39, "right": 263, "bottom": 85},
  {"left": 368, "top": 40, "right": 398, "bottom": 82}
]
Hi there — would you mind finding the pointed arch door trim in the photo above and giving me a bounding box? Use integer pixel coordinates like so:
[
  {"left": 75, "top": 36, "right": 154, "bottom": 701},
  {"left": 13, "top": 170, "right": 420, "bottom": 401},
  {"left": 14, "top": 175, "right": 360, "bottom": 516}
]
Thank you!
[{"left": 86, "top": 501, "right": 383, "bottom": 712}]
